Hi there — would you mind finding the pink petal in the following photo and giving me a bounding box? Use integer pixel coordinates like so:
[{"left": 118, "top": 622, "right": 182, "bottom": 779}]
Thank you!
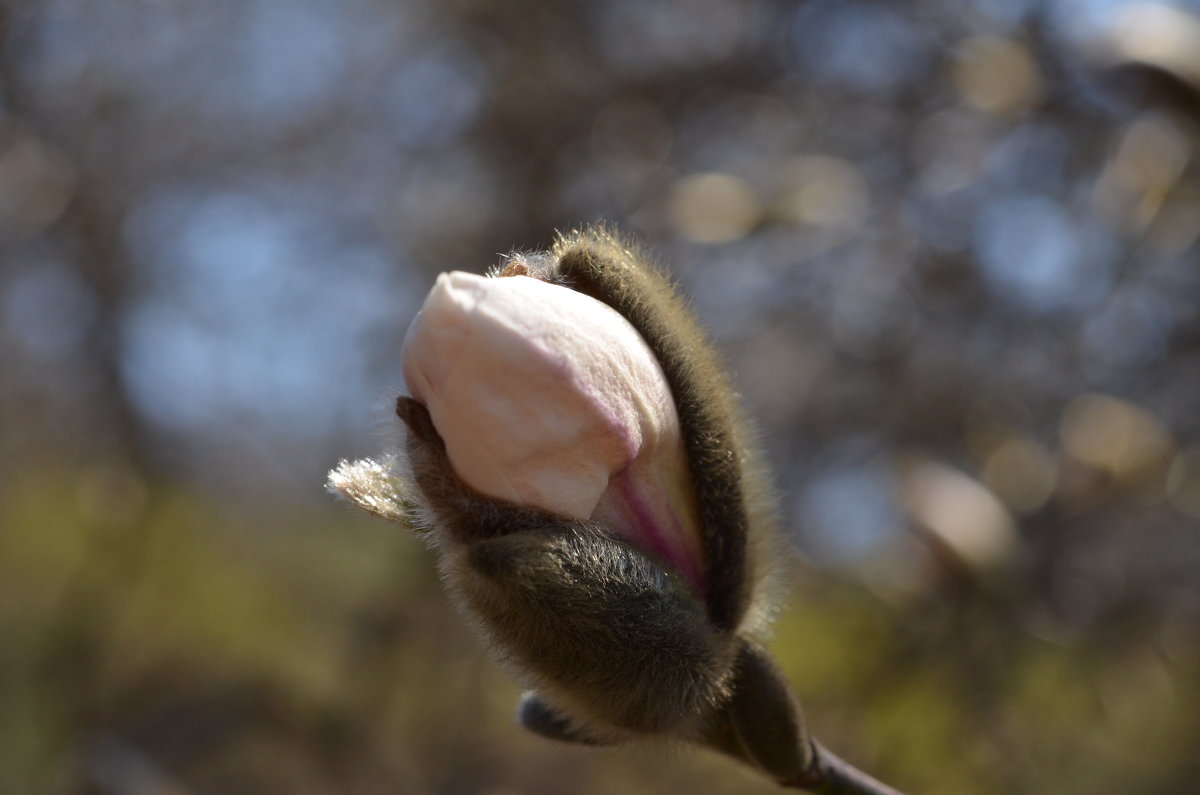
[{"left": 403, "top": 270, "right": 706, "bottom": 590}]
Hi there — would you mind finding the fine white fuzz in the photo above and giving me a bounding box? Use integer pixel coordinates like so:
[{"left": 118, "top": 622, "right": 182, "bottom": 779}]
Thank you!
[{"left": 326, "top": 456, "right": 413, "bottom": 525}]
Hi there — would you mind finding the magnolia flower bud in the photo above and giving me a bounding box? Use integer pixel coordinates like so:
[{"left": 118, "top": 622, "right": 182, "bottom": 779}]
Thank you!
[
  {"left": 401, "top": 271, "right": 704, "bottom": 588},
  {"left": 329, "top": 229, "right": 900, "bottom": 793}
]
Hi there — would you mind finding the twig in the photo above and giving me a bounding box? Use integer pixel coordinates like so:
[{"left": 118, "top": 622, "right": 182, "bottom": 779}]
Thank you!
[{"left": 783, "top": 740, "right": 908, "bottom": 795}]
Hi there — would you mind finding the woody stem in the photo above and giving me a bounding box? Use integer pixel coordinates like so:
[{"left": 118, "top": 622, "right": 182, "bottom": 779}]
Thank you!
[{"left": 783, "top": 740, "right": 908, "bottom": 795}]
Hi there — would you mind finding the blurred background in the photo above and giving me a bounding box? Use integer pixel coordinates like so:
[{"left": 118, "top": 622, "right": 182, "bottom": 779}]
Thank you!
[{"left": 2, "top": 0, "right": 1199, "bottom": 793}]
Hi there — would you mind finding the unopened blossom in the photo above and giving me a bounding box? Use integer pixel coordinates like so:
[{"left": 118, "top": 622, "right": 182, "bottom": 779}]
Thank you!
[
  {"left": 328, "top": 229, "right": 896, "bottom": 793},
  {"left": 401, "top": 270, "right": 705, "bottom": 590}
]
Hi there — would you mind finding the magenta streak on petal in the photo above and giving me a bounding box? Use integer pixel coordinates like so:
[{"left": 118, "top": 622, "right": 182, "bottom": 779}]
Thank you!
[{"left": 612, "top": 470, "right": 706, "bottom": 594}]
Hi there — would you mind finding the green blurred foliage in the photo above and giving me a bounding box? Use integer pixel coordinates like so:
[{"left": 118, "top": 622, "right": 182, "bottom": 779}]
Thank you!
[{"left": 3, "top": 467, "right": 1196, "bottom": 794}]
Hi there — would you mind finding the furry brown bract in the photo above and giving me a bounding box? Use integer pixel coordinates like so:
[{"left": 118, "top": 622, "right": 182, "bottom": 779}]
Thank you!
[
  {"left": 329, "top": 226, "right": 815, "bottom": 784},
  {"left": 557, "top": 228, "right": 788, "bottom": 633}
]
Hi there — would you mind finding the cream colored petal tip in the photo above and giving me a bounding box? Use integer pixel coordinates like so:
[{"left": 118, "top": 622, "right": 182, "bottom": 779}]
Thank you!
[{"left": 326, "top": 457, "right": 415, "bottom": 526}]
